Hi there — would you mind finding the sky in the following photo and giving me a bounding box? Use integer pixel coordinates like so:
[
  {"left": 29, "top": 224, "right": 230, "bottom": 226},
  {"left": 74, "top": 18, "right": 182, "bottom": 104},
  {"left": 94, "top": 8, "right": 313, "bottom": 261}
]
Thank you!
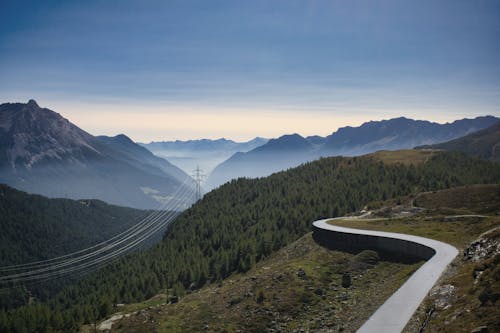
[{"left": 1, "top": 0, "right": 499, "bottom": 141}]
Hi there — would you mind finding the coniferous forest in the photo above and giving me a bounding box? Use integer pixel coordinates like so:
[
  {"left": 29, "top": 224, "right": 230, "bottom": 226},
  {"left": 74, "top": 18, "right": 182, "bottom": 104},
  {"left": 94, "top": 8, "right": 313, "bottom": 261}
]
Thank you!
[
  {"left": 1, "top": 151, "right": 500, "bottom": 332},
  {"left": 0, "top": 185, "right": 146, "bottom": 267}
]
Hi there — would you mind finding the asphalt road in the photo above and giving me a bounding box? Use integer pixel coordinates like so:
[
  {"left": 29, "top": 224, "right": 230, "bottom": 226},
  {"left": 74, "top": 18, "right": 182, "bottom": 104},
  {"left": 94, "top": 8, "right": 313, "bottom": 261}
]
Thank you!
[{"left": 313, "top": 219, "right": 458, "bottom": 333}]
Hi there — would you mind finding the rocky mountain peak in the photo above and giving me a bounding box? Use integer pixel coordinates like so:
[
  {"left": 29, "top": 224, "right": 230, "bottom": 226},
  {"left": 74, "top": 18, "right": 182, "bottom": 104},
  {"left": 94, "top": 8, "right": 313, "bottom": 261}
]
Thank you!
[{"left": 0, "top": 100, "right": 100, "bottom": 170}]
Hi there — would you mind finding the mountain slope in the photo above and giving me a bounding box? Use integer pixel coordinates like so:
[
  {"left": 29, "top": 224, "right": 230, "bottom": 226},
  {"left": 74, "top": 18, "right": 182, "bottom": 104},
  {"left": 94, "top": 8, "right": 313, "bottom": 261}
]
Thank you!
[
  {"left": 0, "top": 100, "right": 192, "bottom": 209},
  {"left": 0, "top": 100, "right": 101, "bottom": 169},
  {"left": 207, "top": 116, "right": 499, "bottom": 188},
  {"left": 416, "top": 121, "right": 500, "bottom": 160},
  {"left": 0, "top": 184, "right": 147, "bottom": 309},
  {"left": 0, "top": 184, "right": 144, "bottom": 267},
  {"left": 104, "top": 233, "right": 421, "bottom": 333},
  {"left": 206, "top": 134, "right": 315, "bottom": 189},
  {"left": 97, "top": 134, "right": 188, "bottom": 183},
  {"left": 140, "top": 137, "right": 268, "bottom": 175},
  {"left": 2, "top": 150, "right": 499, "bottom": 332},
  {"left": 97, "top": 185, "right": 500, "bottom": 333}
]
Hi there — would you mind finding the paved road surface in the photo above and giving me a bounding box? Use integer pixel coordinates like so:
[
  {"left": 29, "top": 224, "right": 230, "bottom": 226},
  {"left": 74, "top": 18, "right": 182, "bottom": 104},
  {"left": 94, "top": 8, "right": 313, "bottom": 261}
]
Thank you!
[{"left": 313, "top": 219, "right": 458, "bottom": 333}]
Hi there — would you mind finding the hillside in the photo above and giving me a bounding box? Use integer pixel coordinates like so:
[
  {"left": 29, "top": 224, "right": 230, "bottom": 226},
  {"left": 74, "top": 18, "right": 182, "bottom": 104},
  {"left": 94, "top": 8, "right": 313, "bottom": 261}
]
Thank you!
[
  {"left": 1, "top": 150, "right": 499, "bottom": 332},
  {"left": 0, "top": 184, "right": 147, "bottom": 309},
  {"left": 97, "top": 134, "right": 188, "bottom": 183},
  {"left": 0, "top": 184, "right": 146, "bottom": 267},
  {"left": 92, "top": 185, "right": 500, "bottom": 332},
  {"left": 207, "top": 116, "right": 499, "bottom": 189},
  {"left": 0, "top": 100, "right": 193, "bottom": 209},
  {"left": 416, "top": 121, "right": 500, "bottom": 161},
  {"left": 329, "top": 185, "right": 500, "bottom": 332},
  {"left": 99, "top": 234, "right": 421, "bottom": 333}
]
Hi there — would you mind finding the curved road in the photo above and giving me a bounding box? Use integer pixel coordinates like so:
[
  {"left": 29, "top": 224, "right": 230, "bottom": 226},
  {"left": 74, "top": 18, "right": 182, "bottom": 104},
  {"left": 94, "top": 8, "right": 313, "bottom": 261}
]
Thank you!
[{"left": 313, "top": 219, "right": 458, "bottom": 333}]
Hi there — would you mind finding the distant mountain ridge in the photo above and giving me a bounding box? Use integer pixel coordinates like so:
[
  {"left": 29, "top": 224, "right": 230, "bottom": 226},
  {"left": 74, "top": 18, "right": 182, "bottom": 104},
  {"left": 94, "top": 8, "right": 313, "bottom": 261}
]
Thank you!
[
  {"left": 141, "top": 137, "right": 268, "bottom": 176},
  {"left": 0, "top": 100, "right": 193, "bottom": 209},
  {"left": 207, "top": 116, "right": 499, "bottom": 189},
  {"left": 416, "top": 121, "right": 500, "bottom": 161},
  {"left": 143, "top": 137, "right": 267, "bottom": 152},
  {"left": 321, "top": 116, "right": 499, "bottom": 155}
]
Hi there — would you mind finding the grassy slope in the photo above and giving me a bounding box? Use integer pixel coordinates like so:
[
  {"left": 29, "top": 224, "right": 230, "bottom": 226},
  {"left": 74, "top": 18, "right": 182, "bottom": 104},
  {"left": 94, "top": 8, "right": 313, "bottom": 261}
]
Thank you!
[
  {"left": 367, "top": 149, "right": 441, "bottom": 165},
  {"left": 414, "top": 184, "right": 500, "bottom": 215},
  {"left": 330, "top": 184, "right": 500, "bottom": 247},
  {"left": 96, "top": 234, "right": 421, "bottom": 333},
  {"left": 330, "top": 216, "right": 499, "bottom": 249}
]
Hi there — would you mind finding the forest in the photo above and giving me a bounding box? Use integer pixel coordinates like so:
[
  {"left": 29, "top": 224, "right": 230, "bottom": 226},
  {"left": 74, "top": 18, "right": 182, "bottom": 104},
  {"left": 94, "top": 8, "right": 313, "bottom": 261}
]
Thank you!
[
  {"left": 0, "top": 185, "right": 147, "bottom": 310},
  {"left": 1, "top": 151, "right": 500, "bottom": 332},
  {"left": 0, "top": 185, "right": 147, "bottom": 267}
]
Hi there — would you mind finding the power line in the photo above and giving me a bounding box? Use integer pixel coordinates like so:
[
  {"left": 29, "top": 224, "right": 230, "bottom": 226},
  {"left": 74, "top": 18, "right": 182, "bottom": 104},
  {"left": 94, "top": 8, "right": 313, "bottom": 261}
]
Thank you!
[
  {"left": 0, "top": 189, "right": 195, "bottom": 285},
  {"left": 0, "top": 176, "right": 193, "bottom": 272},
  {"left": 0, "top": 176, "right": 197, "bottom": 286}
]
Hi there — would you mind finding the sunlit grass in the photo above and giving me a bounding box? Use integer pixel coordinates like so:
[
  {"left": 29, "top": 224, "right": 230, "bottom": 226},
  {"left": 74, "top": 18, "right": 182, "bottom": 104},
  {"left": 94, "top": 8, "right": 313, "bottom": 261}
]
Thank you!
[{"left": 329, "top": 216, "right": 500, "bottom": 248}]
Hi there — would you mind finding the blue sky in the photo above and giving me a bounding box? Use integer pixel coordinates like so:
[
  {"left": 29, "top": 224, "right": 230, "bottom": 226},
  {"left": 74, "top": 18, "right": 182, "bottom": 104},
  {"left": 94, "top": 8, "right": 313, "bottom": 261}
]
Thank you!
[{"left": 1, "top": 0, "right": 499, "bottom": 141}]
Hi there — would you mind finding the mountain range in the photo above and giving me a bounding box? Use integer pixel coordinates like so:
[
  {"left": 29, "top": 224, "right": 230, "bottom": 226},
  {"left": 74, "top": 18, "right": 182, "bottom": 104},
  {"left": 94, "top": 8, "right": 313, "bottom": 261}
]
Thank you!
[
  {"left": 321, "top": 116, "right": 499, "bottom": 154},
  {"left": 206, "top": 116, "right": 499, "bottom": 189},
  {"left": 2, "top": 100, "right": 498, "bottom": 201},
  {"left": 0, "top": 100, "right": 193, "bottom": 209},
  {"left": 140, "top": 137, "right": 268, "bottom": 175}
]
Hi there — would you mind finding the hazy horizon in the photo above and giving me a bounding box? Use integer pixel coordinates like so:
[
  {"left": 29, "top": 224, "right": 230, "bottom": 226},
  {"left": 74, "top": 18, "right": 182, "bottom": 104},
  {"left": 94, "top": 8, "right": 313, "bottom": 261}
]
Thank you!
[{"left": 3, "top": 98, "right": 499, "bottom": 142}]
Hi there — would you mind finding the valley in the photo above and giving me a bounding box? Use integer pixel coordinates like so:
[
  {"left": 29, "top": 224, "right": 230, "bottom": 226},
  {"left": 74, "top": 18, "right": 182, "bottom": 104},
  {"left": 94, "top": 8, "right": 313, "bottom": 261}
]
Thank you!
[
  {"left": 140, "top": 138, "right": 268, "bottom": 175},
  {"left": 2, "top": 3, "right": 499, "bottom": 332}
]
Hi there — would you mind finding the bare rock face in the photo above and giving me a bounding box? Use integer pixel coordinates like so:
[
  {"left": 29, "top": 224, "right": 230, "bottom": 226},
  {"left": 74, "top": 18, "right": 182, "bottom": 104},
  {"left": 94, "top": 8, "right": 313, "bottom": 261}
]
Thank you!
[
  {"left": 464, "top": 230, "right": 500, "bottom": 262},
  {"left": 430, "top": 284, "right": 456, "bottom": 310},
  {"left": 0, "top": 99, "right": 99, "bottom": 170}
]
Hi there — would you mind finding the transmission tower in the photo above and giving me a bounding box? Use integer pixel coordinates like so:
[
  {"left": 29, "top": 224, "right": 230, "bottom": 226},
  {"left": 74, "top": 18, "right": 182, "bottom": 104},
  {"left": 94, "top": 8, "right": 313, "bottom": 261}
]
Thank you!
[{"left": 191, "top": 165, "right": 205, "bottom": 201}]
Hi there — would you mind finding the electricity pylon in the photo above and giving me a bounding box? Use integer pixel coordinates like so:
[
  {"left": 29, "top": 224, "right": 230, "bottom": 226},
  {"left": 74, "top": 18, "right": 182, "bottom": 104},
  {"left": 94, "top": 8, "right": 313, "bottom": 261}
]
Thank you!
[{"left": 191, "top": 165, "right": 205, "bottom": 201}]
